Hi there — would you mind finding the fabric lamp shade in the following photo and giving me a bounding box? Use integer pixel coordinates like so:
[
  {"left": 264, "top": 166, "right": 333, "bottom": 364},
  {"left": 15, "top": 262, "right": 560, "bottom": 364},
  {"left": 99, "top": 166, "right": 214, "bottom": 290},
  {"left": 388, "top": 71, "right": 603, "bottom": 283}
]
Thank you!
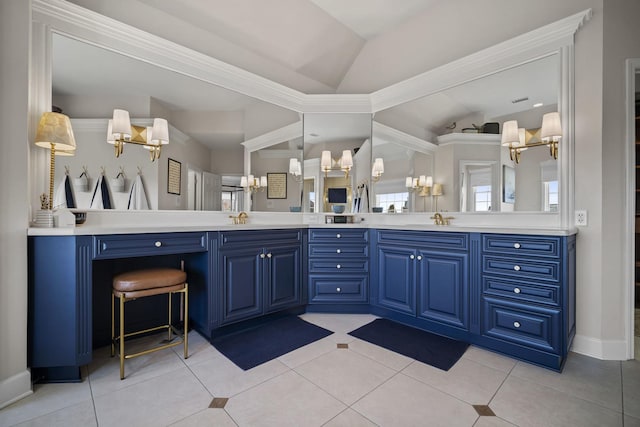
[
  {"left": 106, "top": 119, "right": 116, "bottom": 144},
  {"left": 541, "top": 112, "right": 562, "bottom": 142},
  {"left": 111, "top": 109, "right": 131, "bottom": 139},
  {"left": 372, "top": 158, "right": 384, "bottom": 176},
  {"left": 501, "top": 120, "right": 520, "bottom": 146},
  {"left": 34, "top": 112, "right": 76, "bottom": 151},
  {"left": 432, "top": 183, "right": 443, "bottom": 196},
  {"left": 341, "top": 150, "right": 353, "bottom": 169},
  {"left": 406, "top": 177, "right": 413, "bottom": 188},
  {"left": 240, "top": 176, "right": 248, "bottom": 187},
  {"left": 321, "top": 150, "right": 332, "bottom": 170},
  {"left": 150, "top": 118, "right": 169, "bottom": 145},
  {"left": 426, "top": 176, "right": 433, "bottom": 187},
  {"left": 260, "top": 176, "right": 268, "bottom": 187}
]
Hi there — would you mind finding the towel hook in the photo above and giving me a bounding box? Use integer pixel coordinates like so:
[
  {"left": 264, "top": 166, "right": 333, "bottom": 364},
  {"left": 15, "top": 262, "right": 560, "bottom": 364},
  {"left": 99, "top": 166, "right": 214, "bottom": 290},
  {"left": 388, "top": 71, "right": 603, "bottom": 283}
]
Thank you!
[
  {"left": 137, "top": 166, "right": 143, "bottom": 176},
  {"left": 100, "top": 166, "right": 106, "bottom": 176},
  {"left": 115, "top": 166, "right": 125, "bottom": 179},
  {"left": 64, "top": 165, "right": 70, "bottom": 176},
  {"left": 78, "top": 165, "right": 88, "bottom": 178}
]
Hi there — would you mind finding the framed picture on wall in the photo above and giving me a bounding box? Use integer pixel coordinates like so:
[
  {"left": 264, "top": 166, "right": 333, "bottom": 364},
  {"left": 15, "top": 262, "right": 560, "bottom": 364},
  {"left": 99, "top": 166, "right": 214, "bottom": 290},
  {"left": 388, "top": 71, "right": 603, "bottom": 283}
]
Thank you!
[
  {"left": 502, "top": 165, "right": 515, "bottom": 204},
  {"left": 167, "top": 158, "right": 181, "bottom": 195},
  {"left": 267, "top": 173, "right": 287, "bottom": 199}
]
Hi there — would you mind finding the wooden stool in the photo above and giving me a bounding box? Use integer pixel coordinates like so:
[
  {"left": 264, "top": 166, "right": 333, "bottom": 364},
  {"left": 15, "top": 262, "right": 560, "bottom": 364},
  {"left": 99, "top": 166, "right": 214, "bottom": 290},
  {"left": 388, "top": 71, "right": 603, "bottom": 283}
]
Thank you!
[{"left": 111, "top": 268, "right": 188, "bottom": 379}]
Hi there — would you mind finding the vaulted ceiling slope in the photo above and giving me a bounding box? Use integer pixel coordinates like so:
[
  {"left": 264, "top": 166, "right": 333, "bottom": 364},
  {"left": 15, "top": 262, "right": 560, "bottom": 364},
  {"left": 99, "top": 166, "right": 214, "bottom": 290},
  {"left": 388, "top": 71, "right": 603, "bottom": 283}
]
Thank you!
[{"left": 67, "top": 0, "right": 437, "bottom": 93}]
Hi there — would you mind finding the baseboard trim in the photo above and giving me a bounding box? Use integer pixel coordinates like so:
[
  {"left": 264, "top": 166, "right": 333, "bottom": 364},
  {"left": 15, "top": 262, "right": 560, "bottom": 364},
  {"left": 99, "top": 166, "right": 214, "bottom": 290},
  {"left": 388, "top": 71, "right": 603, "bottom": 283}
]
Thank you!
[
  {"left": 571, "top": 335, "right": 629, "bottom": 360},
  {"left": 0, "top": 370, "right": 32, "bottom": 410}
]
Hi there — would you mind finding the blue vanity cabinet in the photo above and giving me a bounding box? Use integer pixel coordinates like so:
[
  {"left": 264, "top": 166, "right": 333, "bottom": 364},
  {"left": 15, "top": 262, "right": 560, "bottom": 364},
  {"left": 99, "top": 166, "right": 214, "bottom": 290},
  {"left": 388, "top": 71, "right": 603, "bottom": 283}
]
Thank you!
[
  {"left": 371, "top": 229, "right": 469, "bottom": 339},
  {"left": 28, "top": 235, "right": 93, "bottom": 382},
  {"left": 475, "top": 233, "right": 576, "bottom": 370},
  {"left": 218, "top": 229, "right": 303, "bottom": 326},
  {"left": 307, "top": 228, "right": 369, "bottom": 309}
]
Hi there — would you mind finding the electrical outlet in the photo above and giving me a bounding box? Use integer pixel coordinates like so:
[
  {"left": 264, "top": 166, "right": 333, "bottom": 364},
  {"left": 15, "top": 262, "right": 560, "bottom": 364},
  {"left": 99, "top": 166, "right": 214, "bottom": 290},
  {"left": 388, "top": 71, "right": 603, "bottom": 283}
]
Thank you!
[{"left": 575, "top": 210, "right": 587, "bottom": 226}]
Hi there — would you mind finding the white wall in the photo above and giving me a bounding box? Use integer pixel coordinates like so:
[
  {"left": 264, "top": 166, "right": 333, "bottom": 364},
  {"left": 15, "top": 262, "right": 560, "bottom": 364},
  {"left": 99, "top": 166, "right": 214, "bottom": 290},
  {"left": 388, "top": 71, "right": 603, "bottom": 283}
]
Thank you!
[{"left": 0, "top": 0, "right": 33, "bottom": 409}]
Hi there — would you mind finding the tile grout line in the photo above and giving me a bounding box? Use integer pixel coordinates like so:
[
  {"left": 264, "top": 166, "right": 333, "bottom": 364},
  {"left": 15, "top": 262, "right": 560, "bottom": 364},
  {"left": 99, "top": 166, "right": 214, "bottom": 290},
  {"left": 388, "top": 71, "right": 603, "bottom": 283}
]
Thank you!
[{"left": 86, "top": 368, "right": 99, "bottom": 426}]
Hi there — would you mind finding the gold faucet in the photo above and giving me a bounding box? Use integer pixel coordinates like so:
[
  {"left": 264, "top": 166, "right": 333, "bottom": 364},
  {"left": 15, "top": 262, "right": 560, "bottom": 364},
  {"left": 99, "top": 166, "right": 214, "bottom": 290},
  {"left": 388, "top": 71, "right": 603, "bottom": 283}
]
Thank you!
[
  {"left": 229, "top": 211, "right": 249, "bottom": 225},
  {"left": 430, "top": 212, "right": 454, "bottom": 226}
]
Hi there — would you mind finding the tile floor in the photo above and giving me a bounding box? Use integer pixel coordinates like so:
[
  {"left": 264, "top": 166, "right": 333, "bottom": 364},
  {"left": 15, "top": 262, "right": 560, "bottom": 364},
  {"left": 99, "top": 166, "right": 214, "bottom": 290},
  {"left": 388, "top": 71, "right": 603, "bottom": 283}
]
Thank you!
[{"left": 1, "top": 313, "right": 639, "bottom": 427}]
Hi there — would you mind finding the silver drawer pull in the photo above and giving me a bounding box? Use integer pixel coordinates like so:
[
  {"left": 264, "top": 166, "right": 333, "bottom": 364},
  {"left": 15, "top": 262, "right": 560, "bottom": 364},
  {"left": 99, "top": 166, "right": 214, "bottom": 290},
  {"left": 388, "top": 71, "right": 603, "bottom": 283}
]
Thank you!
[
  {"left": 514, "top": 243, "right": 521, "bottom": 249},
  {"left": 155, "top": 241, "right": 162, "bottom": 247},
  {"left": 266, "top": 253, "right": 272, "bottom": 258},
  {"left": 417, "top": 255, "right": 422, "bottom": 260},
  {"left": 336, "top": 233, "right": 341, "bottom": 238},
  {"left": 260, "top": 253, "right": 266, "bottom": 259},
  {"left": 336, "top": 287, "right": 341, "bottom": 292},
  {"left": 514, "top": 287, "right": 521, "bottom": 294},
  {"left": 513, "top": 321, "right": 521, "bottom": 328},
  {"left": 336, "top": 249, "right": 341, "bottom": 254},
  {"left": 336, "top": 264, "right": 341, "bottom": 269},
  {"left": 410, "top": 254, "right": 415, "bottom": 260},
  {"left": 513, "top": 265, "right": 521, "bottom": 271}
]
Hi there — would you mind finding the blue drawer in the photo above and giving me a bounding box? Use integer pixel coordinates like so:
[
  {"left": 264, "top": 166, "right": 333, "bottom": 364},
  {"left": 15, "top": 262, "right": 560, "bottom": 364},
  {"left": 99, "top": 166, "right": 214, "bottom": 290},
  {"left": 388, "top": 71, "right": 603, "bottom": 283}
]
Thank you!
[
  {"left": 482, "top": 255, "right": 560, "bottom": 282},
  {"left": 308, "top": 243, "right": 368, "bottom": 258},
  {"left": 482, "top": 234, "right": 561, "bottom": 258},
  {"left": 375, "top": 229, "right": 468, "bottom": 251},
  {"left": 308, "top": 228, "right": 368, "bottom": 243},
  {"left": 309, "top": 259, "right": 368, "bottom": 273},
  {"left": 94, "top": 232, "right": 207, "bottom": 259},
  {"left": 483, "top": 276, "right": 560, "bottom": 306},
  {"left": 220, "top": 229, "right": 301, "bottom": 247},
  {"left": 482, "top": 297, "right": 561, "bottom": 353},
  {"left": 309, "top": 275, "right": 368, "bottom": 303}
]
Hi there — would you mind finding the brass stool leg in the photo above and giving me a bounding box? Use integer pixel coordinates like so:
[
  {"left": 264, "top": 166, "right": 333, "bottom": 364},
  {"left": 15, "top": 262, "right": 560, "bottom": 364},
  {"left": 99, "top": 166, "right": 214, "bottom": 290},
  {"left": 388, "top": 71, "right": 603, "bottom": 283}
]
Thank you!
[
  {"left": 111, "top": 292, "right": 115, "bottom": 357},
  {"left": 119, "top": 294, "right": 125, "bottom": 380},
  {"left": 168, "top": 291, "right": 173, "bottom": 341},
  {"left": 184, "top": 283, "right": 189, "bottom": 359}
]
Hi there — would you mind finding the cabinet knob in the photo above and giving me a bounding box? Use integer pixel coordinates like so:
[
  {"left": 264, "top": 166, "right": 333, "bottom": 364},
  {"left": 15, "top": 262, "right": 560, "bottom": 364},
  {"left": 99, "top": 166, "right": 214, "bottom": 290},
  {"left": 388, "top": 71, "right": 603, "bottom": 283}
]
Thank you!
[
  {"left": 336, "top": 233, "right": 341, "bottom": 238},
  {"left": 417, "top": 255, "right": 423, "bottom": 260},
  {"left": 155, "top": 241, "right": 162, "bottom": 247},
  {"left": 410, "top": 254, "right": 415, "bottom": 260},
  {"left": 514, "top": 287, "right": 521, "bottom": 294},
  {"left": 513, "top": 265, "right": 521, "bottom": 271},
  {"left": 267, "top": 253, "right": 272, "bottom": 258},
  {"left": 513, "top": 321, "right": 521, "bottom": 328},
  {"left": 514, "top": 242, "right": 521, "bottom": 249},
  {"left": 336, "top": 264, "right": 341, "bottom": 269},
  {"left": 336, "top": 249, "right": 341, "bottom": 254},
  {"left": 336, "top": 287, "right": 341, "bottom": 292},
  {"left": 260, "top": 253, "right": 266, "bottom": 259}
]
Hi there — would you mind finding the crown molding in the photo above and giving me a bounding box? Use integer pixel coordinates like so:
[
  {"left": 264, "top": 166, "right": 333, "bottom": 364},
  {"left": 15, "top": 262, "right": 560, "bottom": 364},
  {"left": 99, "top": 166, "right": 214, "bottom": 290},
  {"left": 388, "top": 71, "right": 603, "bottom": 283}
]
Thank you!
[
  {"left": 241, "top": 122, "right": 303, "bottom": 152},
  {"left": 370, "top": 9, "right": 592, "bottom": 113},
  {"left": 373, "top": 122, "right": 437, "bottom": 154},
  {"left": 436, "top": 133, "right": 502, "bottom": 147}
]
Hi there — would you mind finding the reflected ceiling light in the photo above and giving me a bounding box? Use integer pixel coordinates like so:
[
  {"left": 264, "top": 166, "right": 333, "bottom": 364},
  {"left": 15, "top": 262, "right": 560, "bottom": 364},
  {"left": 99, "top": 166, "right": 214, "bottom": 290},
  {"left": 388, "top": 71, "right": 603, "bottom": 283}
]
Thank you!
[
  {"left": 240, "top": 174, "right": 267, "bottom": 193},
  {"left": 34, "top": 112, "right": 77, "bottom": 210},
  {"left": 501, "top": 112, "right": 561, "bottom": 164},
  {"left": 406, "top": 175, "right": 432, "bottom": 196},
  {"left": 533, "top": 102, "right": 544, "bottom": 108},
  {"left": 107, "top": 109, "right": 169, "bottom": 162},
  {"left": 371, "top": 158, "right": 384, "bottom": 182}
]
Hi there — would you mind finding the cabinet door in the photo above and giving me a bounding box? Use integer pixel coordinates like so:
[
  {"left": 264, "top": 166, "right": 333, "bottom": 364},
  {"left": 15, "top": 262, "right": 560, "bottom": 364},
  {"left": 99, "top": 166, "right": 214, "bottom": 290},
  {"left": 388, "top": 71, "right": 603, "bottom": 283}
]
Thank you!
[
  {"left": 219, "top": 246, "right": 263, "bottom": 325},
  {"left": 265, "top": 244, "right": 301, "bottom": 312},
  {"left": 417, "top": 250, "right": 468, "bottom": 330},
  {"left": 376, "top": 245, "right": 415, "bottom": 315}
]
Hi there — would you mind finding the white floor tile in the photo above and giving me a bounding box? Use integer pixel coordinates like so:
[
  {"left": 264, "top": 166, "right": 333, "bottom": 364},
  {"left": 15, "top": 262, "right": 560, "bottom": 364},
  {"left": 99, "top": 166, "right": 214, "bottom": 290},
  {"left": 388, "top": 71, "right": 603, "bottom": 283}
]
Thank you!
[
  {"left": 625, "top": 414, "right": 640, "bottom": 427},
  {"left": 473, "top": 416, "right": 517, "bottom": 427},
  {"left": 402, "top": 358, "right": 508, "bottom": 405},
  {"left": 11, "top": 400, "right": 96, "bottom": 427},
  {"left": 490, "top": 375, "right": 623, "bottom": 427},
  {"left": 300, "top": 313, "right": 378, "bottom": 334},
  {"left": 322, "top": 408, "right": 378, "bottom": 427},
  {"left": 225, "top": 370, "right": 345, "bottom": 427},
  {"left": 277, "top": 336, "right": 338, "bottom": 369},
  {"left": 0, "top": 381, "right": 91, "bottom": 427},
  {"left": 509, "top": 352, "right": 622, "bottom": 412},
  {"left": 461, "top": 346, "right": 517, "bottom": 373},
  {"left": 352, "top": 373, "right": 479, "bottom": 427},
  {"left": 295, "top": 349, "right": 396, "bottom": 405},
  {"left": 169, "top": 408, "right": 238, "bottom": 427},
  {"left": 172, "top": 330, "right": 223, "bottom": 367},
  {"left": 93, "top": 366, "right": 211, "bottom": 427},
  {"left": 622, "top": 359, "right": 640, "bottom": 419},
  {"left": 348, "top": 338, "right": 414, "bottom": 371}
]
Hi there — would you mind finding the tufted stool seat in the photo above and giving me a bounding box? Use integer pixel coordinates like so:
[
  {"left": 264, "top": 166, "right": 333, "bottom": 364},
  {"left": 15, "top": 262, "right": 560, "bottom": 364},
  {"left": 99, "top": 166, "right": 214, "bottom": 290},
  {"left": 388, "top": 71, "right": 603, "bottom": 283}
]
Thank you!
[{"left": 111, "top": 267, "right": 188, "bottom": 380}]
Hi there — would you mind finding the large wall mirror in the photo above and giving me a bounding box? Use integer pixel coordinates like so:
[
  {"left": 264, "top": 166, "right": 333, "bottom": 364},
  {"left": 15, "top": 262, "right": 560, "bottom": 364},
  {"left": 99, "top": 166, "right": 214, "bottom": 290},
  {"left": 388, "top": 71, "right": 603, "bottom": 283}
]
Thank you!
[
  {"left": 373, "top": 53, "right": 561, "bottom": 214},
  {"left": 51, "top": 32, "right": 299, "bottom": 212},
  {"left": 303, "top": 113, "right": 372, "bottom": 214}
]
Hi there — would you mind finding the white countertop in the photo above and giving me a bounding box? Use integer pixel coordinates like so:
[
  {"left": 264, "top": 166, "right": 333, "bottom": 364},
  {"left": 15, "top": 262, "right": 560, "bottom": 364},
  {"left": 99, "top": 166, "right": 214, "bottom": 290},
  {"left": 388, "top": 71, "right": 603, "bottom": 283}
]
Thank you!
[{"left": 28, "top": 210, "right": 577, "bottom": 236}]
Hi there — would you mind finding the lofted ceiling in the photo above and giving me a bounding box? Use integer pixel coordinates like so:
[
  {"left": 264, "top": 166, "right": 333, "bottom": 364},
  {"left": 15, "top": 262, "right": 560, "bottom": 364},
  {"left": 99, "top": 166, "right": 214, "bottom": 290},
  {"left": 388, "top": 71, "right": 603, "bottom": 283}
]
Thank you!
[{"left": 54, "top": 0, "right": 557, "bottom": 149}]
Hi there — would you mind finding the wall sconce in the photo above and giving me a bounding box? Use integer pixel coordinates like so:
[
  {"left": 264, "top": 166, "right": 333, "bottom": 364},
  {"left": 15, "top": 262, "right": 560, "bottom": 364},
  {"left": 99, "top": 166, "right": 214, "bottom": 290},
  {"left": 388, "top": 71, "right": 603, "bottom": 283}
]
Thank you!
[
  {"left": 289, "top": 158, "right": 302, "bottom": 181},
  {"left": 241, "top": 174, "right": 267, "bottom": 193},
  {"left": 432, "top": 183, "right": 443, "bottom": 212},
  {"left": 320, "top": 150, "right": 353, "bottom": 178},
  {"left": 34, "top": 112, "right": 77, "bottom": 210},
  {"left": 107, "top": 109, "right": 169, "bottom": 162},
  {"left": 501, "top": 112, "right": 562, "bottom": 164},
  {"left": 371, "top": 158, "right": 384, "bottom": 182},
  {"left": 406, "top": 175, "right": 432, "bottom": 196}
]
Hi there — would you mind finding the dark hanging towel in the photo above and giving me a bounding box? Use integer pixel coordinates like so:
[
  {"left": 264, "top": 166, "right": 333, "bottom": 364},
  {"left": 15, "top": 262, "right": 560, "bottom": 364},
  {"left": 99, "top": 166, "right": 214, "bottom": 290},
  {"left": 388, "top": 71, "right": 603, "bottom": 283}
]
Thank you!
[{"left": 64, "top": 174, "right": 76, "bottom": 208}]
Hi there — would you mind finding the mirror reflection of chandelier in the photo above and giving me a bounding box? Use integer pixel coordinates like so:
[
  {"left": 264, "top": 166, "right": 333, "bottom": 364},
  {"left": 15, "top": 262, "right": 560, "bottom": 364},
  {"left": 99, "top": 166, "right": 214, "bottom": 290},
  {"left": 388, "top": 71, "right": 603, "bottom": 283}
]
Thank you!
[
  {"left": 321, "top": 150, "right": 353, "bottom": 178},
  {"left": 107, "top": 109, "right": 169, "bottom": 162}
]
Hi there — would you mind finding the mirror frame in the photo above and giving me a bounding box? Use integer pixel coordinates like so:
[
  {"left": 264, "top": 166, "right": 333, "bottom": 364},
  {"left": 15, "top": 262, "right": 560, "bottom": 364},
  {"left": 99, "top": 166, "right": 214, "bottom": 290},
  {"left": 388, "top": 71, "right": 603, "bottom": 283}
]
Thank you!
[{"left": 30, "top": 0, "right": 591, "bottom": 227}]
